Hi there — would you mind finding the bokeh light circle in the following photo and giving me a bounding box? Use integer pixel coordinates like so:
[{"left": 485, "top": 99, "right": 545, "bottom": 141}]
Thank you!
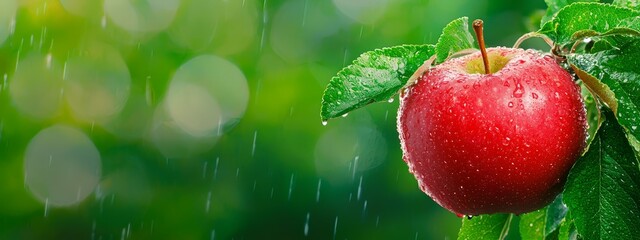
[
  {"left": 24, "top": 125, "right": 102, "bottom": 207},
  {"left": 9, "top": 53, "right": 63, "bottom": 120},
  {"left": 314, "top": 125, "right": 387, "bottom": 185},
  {"left": 104, "top": 0, "right": 180, "bottom": 33},
  {"left": 0, "top": 0, "right": 16, "bottom": 46},
  {"left": 149, "top": 102, "right": 219, "bottom": 158},
  {"left": 60, "top": 0, "right": 100, "bottom": 17},
  {"left": 168, "top": 0, "right": 257, "bottom": 54},
  {"left": 65, "top": 42, "right": 131, "bottom": 123},
  {"left": 332, "top": 0, "right": 389, "bottom": 24},
  {"left": 168, "top": 55, "right": 249, "bottom": 133},
  {"left": 166, "top": 82, "right": 221, "bottom": 137},
  {"left": 270, "top": 1, "right": 346, "bottom": 62}
]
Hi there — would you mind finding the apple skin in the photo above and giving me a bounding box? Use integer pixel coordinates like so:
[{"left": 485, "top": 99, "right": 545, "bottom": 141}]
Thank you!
[{"left": 397, "top": 47, "right": 587, "bottom": 215}]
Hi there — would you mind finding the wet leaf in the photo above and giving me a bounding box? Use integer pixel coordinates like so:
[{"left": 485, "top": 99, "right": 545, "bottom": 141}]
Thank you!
[
  {"left": 320, "top": 45, "right": 435, "bottom": 120},
  {"left": 519, "top": 195, "right": 567, "bottom": 239},
  {"left": 539, "top": 3, "right": 640, "bottom": 46},
  {"left": 563, "top": 108, "right": 640, "bottom": 240},
  {"left": 541, "top": 0, "right": 600, "bottom": 28},
  {"left": 435, "top": 17, "right": 475, "bottom": 63},
  {"left": 458, "top": 214, "right": 512, "bottom": 240},
  {"left": 613, "top": 0, "right": 640, "bottom": 10},
  {"left": 558, "top": 213, "right": 579, "bottom": 240},
  {"left": 568, "top": 38, "right": 640, "bottom": 149}
]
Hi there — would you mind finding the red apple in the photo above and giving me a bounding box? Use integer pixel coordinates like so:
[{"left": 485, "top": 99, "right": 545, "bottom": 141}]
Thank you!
[{"left": 397, "top": 47, "right": 587, "bottom": 215}]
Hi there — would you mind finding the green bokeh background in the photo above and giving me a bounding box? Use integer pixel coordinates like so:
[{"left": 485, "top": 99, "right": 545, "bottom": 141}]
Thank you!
[{"left": 0, "top": 0, "right": 548, "bottom": 239}]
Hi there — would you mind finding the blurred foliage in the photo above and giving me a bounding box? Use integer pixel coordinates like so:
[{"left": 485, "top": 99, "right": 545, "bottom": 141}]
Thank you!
[{"left": 0, "top": 0, "right": 546, "bottom": 239}]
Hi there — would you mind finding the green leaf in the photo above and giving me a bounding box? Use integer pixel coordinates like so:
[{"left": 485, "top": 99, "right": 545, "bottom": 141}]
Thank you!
[
  {"left": 558, "top": 213, "right": 579, "bottom": 240},
  {"left": 541, "top": 0, "right": 600, "bottom": 28},
  {"left": 435, "top": 17, "right": 475, "bottom": 63},
  {"left": 568, "top": 39, "right": 640, "bottom": 150},
  {"left": 613, "top": 0, "right": 640, "bottom": 10},
  {"left": 563, "top": 108, "right": 640, "bottom": 240},
  {"left": 539, "top": 3, "right": 640, "bottom": 46},
  {"left": 519, "top": 196, "right": 567, "bottom": 239},
  {"left": 320, "top": 44, "right": 435, "bottom": 120},
  {"left": 458, "top": 214, "right": 513, "bottom": 240}
]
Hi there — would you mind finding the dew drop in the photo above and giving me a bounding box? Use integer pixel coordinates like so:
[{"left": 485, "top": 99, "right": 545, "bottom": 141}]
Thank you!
[
  {"left": 467, "top": 215, "right": 473, "bottom": 220},
  {"left": 341, "top": 113, "right": 348, "bottom": 118},
  {"left": 388, "top": 98, "right": 394, "bottom": 103},
  {"left": 508, "top": 102, "right": 514, "bottom": 108},
  {"left": 321, "top": 121, "right": 328, "bottom": 126}
]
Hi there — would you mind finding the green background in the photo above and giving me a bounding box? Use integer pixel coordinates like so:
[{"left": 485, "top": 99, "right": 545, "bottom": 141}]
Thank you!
[{"left": 0, "top": 0, "right": 547, "bottom": 239}]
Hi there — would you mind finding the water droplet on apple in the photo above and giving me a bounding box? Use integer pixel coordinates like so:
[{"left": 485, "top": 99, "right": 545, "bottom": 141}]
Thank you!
[
  {"left": 508, "top": 102, "right": 514, "bottom": 108},
  {"left": 517, "top": 59, "right": 525, "bottom": 64},
  {"left": 503, "top": 137, "right": 511, "bottom": 146},
  {"left": 513, "top": 83, "right": 525, "bottom": 98},
  {"left": 503, "top": 81, "right": 510, "bottom": 87},
  {"left": 531, "top": 93, "right": 538, "bottom": 99},
  {"left": 321, "top": 121, "right": 328, "bottom": 126}
]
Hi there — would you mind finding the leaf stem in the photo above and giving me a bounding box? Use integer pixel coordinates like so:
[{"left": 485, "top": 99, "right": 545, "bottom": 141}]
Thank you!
[
  {"left": 513, "top": 32, "right": 554, "bottom": 49},
  {"left": 472, "top": 19, "right": 490, "bottom": 74}
]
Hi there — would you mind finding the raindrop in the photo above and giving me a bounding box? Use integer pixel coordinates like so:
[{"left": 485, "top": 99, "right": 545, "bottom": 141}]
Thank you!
[
  {"left": 304, "top": 212, "right": 310, "bottom": 236},
  {"left": 44, "top": 198, "right": 49, "bottom": 217},
  {"left": 362, "top": 200, "right": 367, "bottom": 216},
  {"left": 101, "top": 15, "right": 106, "bottom": 28},
  {"left": 205, "top": 191, "right": 211, "bottom": 213},
  {"left": 213, "top": 157, "right": 219, "bottom": 180},
  {"left": 202, "top": 161, "right": 208, "bottom": 178},
  {"left": 632, "top": 126, "right": 637, "bottom": 131},
  {"left": 388, "top": 97, "right": 394, "bottom": 103},
  {"left": 251, "top": 131, "right": 258, "bottom": 157},
  {"left": 352, "top": 156, "right": 360, "bottom": 180},
  {"left": 357, "top": 175, "right": 363, "bottom": 201},
  {"left": 288, "top": 174, "right": 295, "bottom": 201},
  {"left": 333, "top": 216, "right": 339, "bottom": 240},
  {"left": 341, "top": 113, "right": 348, "bottom": 117},
  {"left": 316, "top": 179, "right": 322, "bottom": 202},
  {"left": 508, "top": 102, "right": 514, "bottom": 108},
  {"left": 467, "top": 215, "right": 473, "bottom": 220},
  {"left": 321, "top": 121, "right": 328, "bottom": 126}
]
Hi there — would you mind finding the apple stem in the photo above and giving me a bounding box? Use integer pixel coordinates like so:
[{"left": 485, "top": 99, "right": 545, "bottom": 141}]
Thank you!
[{"left": 472, "top": 19, "right": 490, "bottom": 74}]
